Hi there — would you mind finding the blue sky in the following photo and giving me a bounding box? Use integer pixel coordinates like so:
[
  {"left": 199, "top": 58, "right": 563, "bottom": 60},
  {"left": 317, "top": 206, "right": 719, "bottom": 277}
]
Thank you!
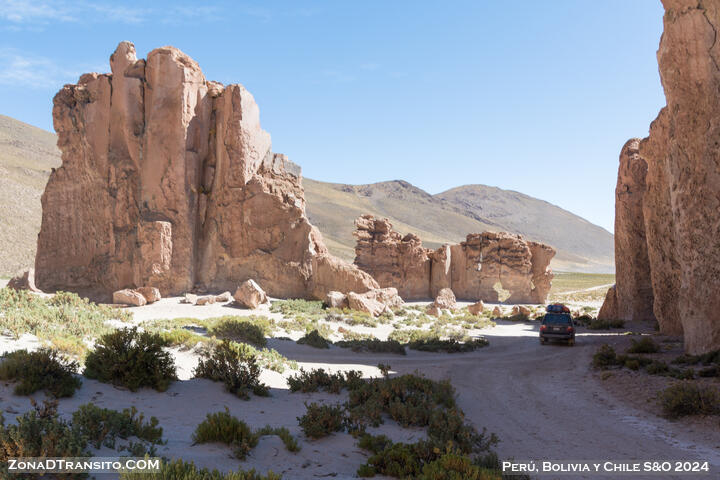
[{"left": 0, "top": 0, "right": 666, "bottom": 232}]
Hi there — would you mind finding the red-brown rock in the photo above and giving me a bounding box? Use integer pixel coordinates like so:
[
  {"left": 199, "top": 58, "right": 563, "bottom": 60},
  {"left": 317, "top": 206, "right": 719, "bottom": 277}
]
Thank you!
[
  {"left": 113, "top": 289, "right": 146, "bottom": 306},
  {"left": 136, "top": 286, "right": 161, "bottom": 304},
  {"left": 598, "top": 285, "right": 618, "bottom": 321},
  {"left": 34, "top": 42, "right": 375, "bottom": 301},
  {"left": 468, "top": 301, "right": 484, "bottom": 315},
  {"left": 234, "top": 279, "right": 268, "bottom": 309},
  {"left": 7, "top": 269, "right": 42, "bottom": 293}
]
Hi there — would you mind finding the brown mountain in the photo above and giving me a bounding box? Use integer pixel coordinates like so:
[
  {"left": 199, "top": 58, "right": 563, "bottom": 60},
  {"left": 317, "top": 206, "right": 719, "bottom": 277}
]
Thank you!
[{"left": 0, "top": 114, "right": 613, "bottom": 277}]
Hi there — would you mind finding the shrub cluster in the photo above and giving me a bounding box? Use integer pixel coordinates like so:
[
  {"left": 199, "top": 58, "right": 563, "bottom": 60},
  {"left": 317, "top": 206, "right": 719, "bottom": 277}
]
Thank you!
[
  {"left": 296, "top": 329, "right": 330, "bottom": 349},
  {"left": 194, "top": 341, "right": 269, "bottom": 399},
  {"left": 335, "top": 338, "right": 406, "bottom": 355},
  {"left": 408, "top": 337, "right": 488, "bottom": 353},
  {"left": 209, "top": 318, "right": 268, "bottom": 347},
  {"left": 119, "top": 459, "right": 281, "bottom": 480},
  {"left": 660, "top": 383, "right": 720, "bottom": 418},
  {"left": 270, "top": 299, "right": 325, "bottom": 321},
  {"left": 83, "top": 327, "right": 177, "bottom": 392},
  {"left": 0, "top": 348, "right": 81, "bottom": 397},
  {"left": 287, "top": 368, "right": 363, "bottom": 393},
  {"left": 592, "top": 345, "right": 694, "bottom": 379},
  {"left": 297, "top": 402, "right": 345, "bottom": 439},
  {"left": 627, "top": 337, "right": 660, "bottom": 354},
  {"left": 72, "top": 403, "right": 163, "bottom": 452}
]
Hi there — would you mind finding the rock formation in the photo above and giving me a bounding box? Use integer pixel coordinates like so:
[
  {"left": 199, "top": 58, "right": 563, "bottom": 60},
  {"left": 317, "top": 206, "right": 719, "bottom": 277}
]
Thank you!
[
  {"left": 35, "top": 42, "right": 377, "bottom": 301},
  {"left": 602, "top": 0, "right": 720, "bottom": 354},
  {"left": 353, "top": 215, "right": 555, "bottom": 303},
  {"left": 7, "top": 269, "right": 41, "bottom": 293}
]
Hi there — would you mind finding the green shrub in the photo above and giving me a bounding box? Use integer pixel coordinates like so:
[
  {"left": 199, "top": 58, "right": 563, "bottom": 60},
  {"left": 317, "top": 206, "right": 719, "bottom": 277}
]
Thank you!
[
  {"left": 672, "top": 349, "right": 720, "bottom": 366},
  {"left": 699, "top": 366, "right": 720, "bottom": 377},
  {"left": 72, "top": 403, "right": 163, "bottom": 449},
  {"left": 192, "top": 409, "right": 259, "bottom": 459},
  {"left": 119, "top": 458, "right": 281, "bottom": 479},
  {"left": 83, "top": 327, "right": 177, "bottom": 392},
  {"left": 297, "top": 329, "right": 330, "bottom": 349},
  {"left": 418, "top": 452, "right": 488, "bottom": 480},
  {"left": 297, "top": 402, "right": 345, "bottom": 439},
  {"left": 335, "top": 338, "right": 406, "bottom": 355},
  {"left": 646, "top": 360, "right": 670, "bottom": 375},
  {"left": 209, "top": 319, "right": 268, "bottom": 347},
  {"left": 0, "top": 348, "right": 81, "bottom": 397},
  {"left": 255, "top": 425, "right": 301, "bottom": 452},
  {"left": 194, "top": 341, "right": 269, "bottom": 399},
  {"left": 592, "top": 345, "right": 618, "bottom": 369},
  {"left": 287, "top": 368, "right": 363, "bottom": 393},
  {"left": 627, "top": 337, "right": 660, "bottom": 354},
  {"left": 327, "top": 308, "right": 378, "bottom": 327},
  {"left": 0, "top": 399, "right": 88, "bottom": 462},
  {"left": 408, "top": 337, "right": 488, "bottom": 353},
  {"left": 588, "top": 318, "right": 625, "bottom": 330},
  {"left": 270, "top": 299, "right": 325, "bottom": 321},
  {"left": 158, "top": 328, "right": 209, "bottom": 350},
  {"left": 660, "top": 383, "right": 720, "bottom": 418}
]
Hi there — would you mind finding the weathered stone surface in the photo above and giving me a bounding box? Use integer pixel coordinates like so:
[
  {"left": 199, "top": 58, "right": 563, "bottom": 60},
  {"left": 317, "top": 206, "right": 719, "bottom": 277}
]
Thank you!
[
  {"left": 183, "top": 293, "right": 198, "bottom": 305},
  {"left": 354, "top": 216, "right": 556, "bottom": 303},
  {"left": 112, "top": 289, "right": 146, "bottom": 306},
  {"left": 325, "top": 291, "right": 348, "bottom": 309},
  {"left": 492, "top": 306, "right": 502, "bottom": 317},
  {"left": 511, "top": 305, "right": 531, "bottom": 317},
  {"left": 598, "top": 285, "right": 618, "bottom": 321},
  {"left": 602, "top": 0, "right": 720, "bottom": 353},
  {"left": 215, "top": 291, "right": 232, "bottom": 303},
  {"left": 35, "top": 42, "right": 375, "bottom": 301},
  {"left": 425, "top": 305, "right": 442, "bottom": 317},
  {"left": 234, "top": 279, "right": 268, "bottom": 309},
  {"left": 468, "top": 301, "right": 484, "bottom": 315},
  {"left": 347, "top": 288, "right": 403, "bottom": 317},
  {"left": 136, "top": 286, "right": 161, "bottom": 304},
  {"left": 7, "top": 269, "right": 41, "bottom": 293},
  {"left": 433, "top": 288, "right": 457, "bottom": 310},
  {"left": 196, "top": 295, "right": 216, "bottom": 306}
]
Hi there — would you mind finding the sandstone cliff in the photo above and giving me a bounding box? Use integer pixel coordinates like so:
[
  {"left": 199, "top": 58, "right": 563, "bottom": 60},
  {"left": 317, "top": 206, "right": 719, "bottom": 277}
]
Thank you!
[
  {"left": 354, "top": 215, "right": 555, "bottom": 303},
  {"left": 35, "top": 42, "right": 377, "bottom": 300},
  {"left": 603, "top": 0, "right": 720, "bottom": 353}
]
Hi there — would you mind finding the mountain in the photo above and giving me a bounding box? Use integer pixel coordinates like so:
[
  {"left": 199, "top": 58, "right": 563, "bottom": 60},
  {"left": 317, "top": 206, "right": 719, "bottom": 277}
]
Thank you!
[
  {"left": 304, "top": 180, "right": 614, "bottom": 273},
  {"left": 0, "top": 114, "right": 614, "bottom": 277}
]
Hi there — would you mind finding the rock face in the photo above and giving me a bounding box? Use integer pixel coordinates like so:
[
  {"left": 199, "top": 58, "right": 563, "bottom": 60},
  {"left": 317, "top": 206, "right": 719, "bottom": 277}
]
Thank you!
[
  {"left": 598, "top": 285, "right": 618, "bottom": 321},
  {"left": 353, "top": 215, "right": 555, "bottom": 303},
  {"left": 35, "top": 42, "right": 377, "bottom": 301},
  {"left": 602, "top": 0, "right": 720, "bottom": 353}
]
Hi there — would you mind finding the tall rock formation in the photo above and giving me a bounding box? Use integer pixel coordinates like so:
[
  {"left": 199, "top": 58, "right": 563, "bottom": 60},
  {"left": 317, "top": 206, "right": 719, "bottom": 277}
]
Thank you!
[
  {"left": 602, "top": 0, "right": 720, "bottom": 353},
  {"left": 353, "top": 215, "right": 555, "bottom": 302},
  {"left": 35, "top": 42, "right": 377, "bottom": 300}
]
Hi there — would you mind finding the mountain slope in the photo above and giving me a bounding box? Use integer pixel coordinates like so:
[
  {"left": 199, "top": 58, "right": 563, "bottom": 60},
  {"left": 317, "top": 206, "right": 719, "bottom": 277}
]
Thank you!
[{"left": 0, "top": 114, "right": 614, "bottom": 276}]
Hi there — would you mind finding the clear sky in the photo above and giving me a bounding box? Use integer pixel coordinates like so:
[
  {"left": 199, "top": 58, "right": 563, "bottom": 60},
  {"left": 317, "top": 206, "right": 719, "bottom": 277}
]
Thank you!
[{"left": 0, "top": 0, "right": 666, "bottom": 232}]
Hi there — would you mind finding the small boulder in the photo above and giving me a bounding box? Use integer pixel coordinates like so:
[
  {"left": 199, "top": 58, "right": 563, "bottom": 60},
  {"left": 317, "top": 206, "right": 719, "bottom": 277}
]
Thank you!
[
  {"left": 363, "top": 287, "right": 404, "bottom": 309},
  {"left": 325, "top": 291, "right": 348, "bottom": 309},
  {"left": 348, "top": 291, "right": 387, "bottom": 317},
  {"left": 511, "top": 305, "right": 531, "bottom": 317},
  {"left": 196, "top": 295, "right": 216, "bottom": 306},
  {"left": 597, "top": 285, "right": 618, "bottom": 321},
  {"left": 7, "top": 269, "right": 42, "bottom": 293},
  {"left": 468, "top": 301, "right": 484, "bottom": 316},
  {"left": 215, "top": 291, "right": 232, "bottom": 303},
  {"left": 492, "top": 306, "right": 502, "bottom": 317},
  {"left": 136, "top": 286, "right": 161, "bottom": 304},
  {"left": 113, "top": 289, "right": 147, "bottom": 306},
  {"left": 182, "top": 293, "right": 198, "bottom": 305},
  {"left": 234, "top": 279, "right": 268, "bottom": 309},
  {"left": 426, "top": 304, "right": 442, "bottom": 317},
  {"left": 433, "top": 288, "right": 457, "bottom": 310}
]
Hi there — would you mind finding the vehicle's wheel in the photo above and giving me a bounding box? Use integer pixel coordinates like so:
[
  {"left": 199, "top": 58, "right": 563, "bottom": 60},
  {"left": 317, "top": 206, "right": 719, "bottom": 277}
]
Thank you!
[{"left": 568, "top": 339, "right": 575, "bottom": 346}]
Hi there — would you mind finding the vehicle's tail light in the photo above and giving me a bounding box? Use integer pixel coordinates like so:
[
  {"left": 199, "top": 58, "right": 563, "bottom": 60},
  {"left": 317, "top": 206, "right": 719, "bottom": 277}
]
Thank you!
[
  {"left": 567, "top": 326, "right": 574, "bottom": 333},
  {"left": 540, "top": 325, "right": 546, "bottom": 331}
]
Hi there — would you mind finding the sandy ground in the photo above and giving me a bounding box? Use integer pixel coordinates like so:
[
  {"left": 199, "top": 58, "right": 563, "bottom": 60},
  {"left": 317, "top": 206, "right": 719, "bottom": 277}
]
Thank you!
[{"left": 1, "top": 295, "right": 720, "bottom": 479}]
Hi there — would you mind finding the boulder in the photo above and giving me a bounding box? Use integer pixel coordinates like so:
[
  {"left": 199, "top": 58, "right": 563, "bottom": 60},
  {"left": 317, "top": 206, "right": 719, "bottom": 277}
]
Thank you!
[
  {"left": 215, "top": 291, "right": 232, "bottom": 302},
  {"left": 598, "top": 285, "right": 618, "bottom": 321},
  {"left": 433, "top": 288, "right": 457, "bottom": 310},
  {"left": 182, "top": 293, "right": 198, "bottom": 305},
  {"left": 112, "top": 289, "right": 146, "bottom": 306},
  {"left": 136, "top": 286, "right": 161, "bottom": 304},
  {"left": 425, "top": 304, "right": 442, "bottom": 317},
  {"left": 34, "top": 41, "right": 376, "bottom": 302},
  {"left": 467, "top": 301, "right": 484, "bottom": 316},
  {"left": 511, "top": 305, "right": 531, "bottom": 317},
  {"left": 325, "top": 291, "right": 348, "bottom": 309},
  {"left": 492, "top": 306, "right": 502, "bottom": 318},
  {"left": 234, "top": 279, "right": 268, "bottom": 309},
  {"left": 7, "top": 269, "right": 41, "bottom": 293},
  {"left": 348, "top": 292, "right": 387, "bottom": 317},
  {"left": 196, "top": 295, "right": 216, "bottom": 306}
]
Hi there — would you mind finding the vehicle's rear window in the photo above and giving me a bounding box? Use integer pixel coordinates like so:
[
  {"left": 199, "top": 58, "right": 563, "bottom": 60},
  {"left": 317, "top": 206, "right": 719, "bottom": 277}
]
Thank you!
[{"left": 543, "top": 313, "right": 571, "bottom": 325}]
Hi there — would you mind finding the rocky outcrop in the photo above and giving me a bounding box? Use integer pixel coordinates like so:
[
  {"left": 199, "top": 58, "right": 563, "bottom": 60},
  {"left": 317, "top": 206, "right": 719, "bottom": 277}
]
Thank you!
[
  {"left": 598, "top": 286, "right": 618, "bottom": 321},
  {"left": 602, "top": 0, "right": 720, "bottom": 353},
  {"left": 347, "top": 287, "right": 403, "bottom": 317},
  {"left": 353, "top": 215, "right": 555, "bottom": 303},
  {"left": 7, "top": 269, "right": 41, "bottom": 293},
  {"left": 35, "top": 42, "right": 376, "bottom": 301}
]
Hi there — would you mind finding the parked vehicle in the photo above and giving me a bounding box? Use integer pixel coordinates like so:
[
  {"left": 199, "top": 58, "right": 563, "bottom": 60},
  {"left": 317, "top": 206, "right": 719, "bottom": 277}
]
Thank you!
[{"left": 540, "top": 304, "right": 575, "bottom": 346}]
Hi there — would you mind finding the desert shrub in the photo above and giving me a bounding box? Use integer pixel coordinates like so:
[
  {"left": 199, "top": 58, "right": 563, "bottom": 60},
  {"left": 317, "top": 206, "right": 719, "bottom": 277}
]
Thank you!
[
  {"left": 297, "top": 329, "right": 330, "bottom": 349},
  {"left": 270, "top": 299, "right": 325, "bottom": 321},
  {"left": 192, "top": 409, "right": 258, "bottom": 459},
  {"left": 223, "top": 340, "right": 297, "bottom": 374},
  {"left": 83, "top": 327, "right": 177, "bottom": 392},
  {"left": 672, "top": 349, "right": 720, "bottom": 366},
  {"left": 659, "top": 383, "right": 720, "bottom": 418},
  {"left": 588, "top": 318, "right": 625, "bottom": 330},
  {"left": 209, "top": 318, "right": 268, "bottom": 347},
  {"left": 0, "top": 288, "right": 130, "bottom": 358},
  {"left": 158, "top": 328, "right": 210, "bottom": 350},
  {"left": 119, "top": 459, "right": 281, "bottom": 480},
  {"left": 297, "top": 402, "right": 345, "bottom": 439},
  {"left": 0, "top": 348, "right": 81, "bottom": 397},
  {"left": 0, "top": 399, "right": 88, "bottom": 462},
  {"left": 194, "top": 341, "right": 269, "bottom": 399},
  {"left": 592, "top": 345, "right": 618, "bottom": 369},
  {"left": 418, "top": 452, "right": 487, "bottom": 480},
  {"left": 287, "top": 368, "right": 363, "bottom": 393},
  {"left": 327, "top": 308, "right": 378, "bottom": 327},
  {"left": 627, "top": 337, "right": 660, "bottom": 354},
  {"left": 408, "top": 337, "right": 489, "bottom": 353},
  {"left": 255, "top": 425, "right": 301, "bottom": 452},
  {"left": 335, "top": 338, "right": 406, "bottom": 355},
  {"left": 427, "top": 408, "right": 496, "bottom": 454},
  {"left": 646, "top": 360, "right": 670, "bottom": 375},
  {"left": 72, "top": 403, "right": 163, "bottom": 449},
  {"left": 699, "top": 366, "right": 720, "bottom": 377},
  {"left": 573, "top": 314, "right": 592, "bottom": 326}
]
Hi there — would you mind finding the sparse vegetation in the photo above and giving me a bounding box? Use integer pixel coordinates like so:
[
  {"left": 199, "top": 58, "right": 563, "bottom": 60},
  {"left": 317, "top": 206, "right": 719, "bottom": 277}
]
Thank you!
[
  {"left": 297, "top": 329, "right": 330, "bottom": 349},
  {"left": 119, "top": 459, "right": 281, "bottom": 480},
  {"left": 255, "top": 425, "right": 301, "bottom": 452},
  {"left": 194, "top": 341, "right": 269, "bottom": 399},
  {"left": 0, "top": 288, "right": 130, "bottom": 358},
  {"left": 335, "top": 338, "right": 406, "bottom": 355},
  {"left": 208, "top": 318, "right": 271, "bottom": 346},
  {"left": 270, "top": 299, "right": 325, "bottom": 321},
  {"left": 0, "top": 348, "right": 81, "bottom": 397},
  {"left": 287, "top": 368, "right": 363, "bottom": 393},
  {"left": 83, "top": 327, "right": 177, "bottom": 392},
  {"left": 72, "top": 403, "right": 163, "bottom": 451},
  {"left": 408, "top": 337, "right": 489, "bottom": 353},
  {"left": 627, "top": 337, "right": 660, "bottom": 354},
  {"left": 192, "top": 409, "right": 259, "bottom": 459},
  {"left": 297, "top": 402, "right": 345, "bottom": 439},
  {"left": 592, "top": 344, "right": 695, "bottom": 379},
  {"left": 587, "top": 318, "right": 625, "bottom": 330},
  {"left": 660, "top": 383, "right": 720, "bottom": 419}
]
